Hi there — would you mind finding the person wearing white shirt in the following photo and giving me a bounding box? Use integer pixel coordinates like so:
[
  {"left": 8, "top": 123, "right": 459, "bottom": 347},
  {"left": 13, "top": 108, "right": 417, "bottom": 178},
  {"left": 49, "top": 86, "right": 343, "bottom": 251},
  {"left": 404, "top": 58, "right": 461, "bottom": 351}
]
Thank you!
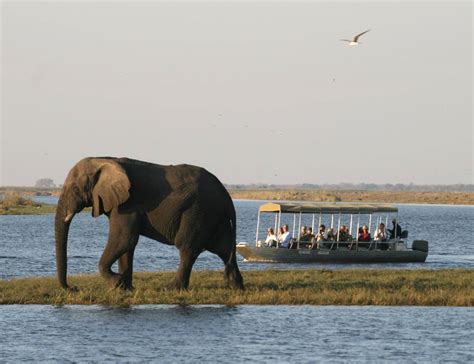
[
  {"left": 278, "top": 224, "right": 292, "bottom": 248},
  {"left": 265, "top": 228, "right": 278, "bottom": 247},
  {"left": 374, "top": 223, "right": 387, "bottom": 242}
]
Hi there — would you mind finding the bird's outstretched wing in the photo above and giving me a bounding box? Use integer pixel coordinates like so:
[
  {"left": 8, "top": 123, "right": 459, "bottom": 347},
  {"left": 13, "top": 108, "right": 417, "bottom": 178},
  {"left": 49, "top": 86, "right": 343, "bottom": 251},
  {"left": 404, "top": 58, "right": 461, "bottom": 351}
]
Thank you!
[
  {"left": 339, "top": 39, "right": 352, "bottom": 42},
  {"left": 354, "top": 29, "right": 370, "bottom": 42}
]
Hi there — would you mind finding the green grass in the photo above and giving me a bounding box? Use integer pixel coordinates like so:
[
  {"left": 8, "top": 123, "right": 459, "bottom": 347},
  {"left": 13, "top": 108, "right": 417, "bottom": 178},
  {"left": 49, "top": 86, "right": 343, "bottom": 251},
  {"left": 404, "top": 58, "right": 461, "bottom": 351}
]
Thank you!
[{"left": 1, "top": 269, "right": 472, "bottom": 306}]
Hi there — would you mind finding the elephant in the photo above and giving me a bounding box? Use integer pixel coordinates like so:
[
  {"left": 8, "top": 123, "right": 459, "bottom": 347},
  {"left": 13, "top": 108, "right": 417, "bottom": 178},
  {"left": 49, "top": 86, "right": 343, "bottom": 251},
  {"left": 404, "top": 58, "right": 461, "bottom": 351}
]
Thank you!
[{"left": 55, "top": 157, "right": 244, "bottom": 290}]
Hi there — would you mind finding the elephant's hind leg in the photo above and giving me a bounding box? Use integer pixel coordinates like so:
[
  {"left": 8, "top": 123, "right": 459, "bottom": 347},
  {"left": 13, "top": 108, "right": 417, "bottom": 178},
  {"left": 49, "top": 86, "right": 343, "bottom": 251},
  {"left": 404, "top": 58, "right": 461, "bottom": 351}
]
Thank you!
[
  {"left": 221, "top": 248, "right": 244, "bottom": 290},
  {"left": 208, "top": 244, "right": 244, "bottom": 290},
  {"left": 99, "top": 210, "right": 139, "bottom": 289},
  {"left": 173, "top": 248, "right": 200, "bottom": 290},
  {"left": 225, "top": 250, "right": 244, "bottom": 290}
]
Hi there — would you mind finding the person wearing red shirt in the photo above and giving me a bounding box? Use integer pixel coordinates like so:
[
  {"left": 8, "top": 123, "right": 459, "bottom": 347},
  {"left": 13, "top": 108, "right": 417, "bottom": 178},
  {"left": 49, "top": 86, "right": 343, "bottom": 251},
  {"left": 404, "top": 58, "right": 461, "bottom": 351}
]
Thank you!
[{"left": 358, "top": 225, "right": 371, "bottom": 242}]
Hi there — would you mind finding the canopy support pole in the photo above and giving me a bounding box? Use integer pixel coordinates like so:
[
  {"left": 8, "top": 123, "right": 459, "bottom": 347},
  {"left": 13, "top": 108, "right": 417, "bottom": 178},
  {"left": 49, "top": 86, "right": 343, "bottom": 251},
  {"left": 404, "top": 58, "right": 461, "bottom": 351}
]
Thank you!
[
  {"left": 292, "top": 214, "right": 296, "bottom": 239},
  {"left": 368, "top": 214, "right": 373, "bottom": 250},
  {"left": 336, "top": 213, "right": 341, "bottom": 250},
  {"left": 356, "top": 213, "right": 360, "bottom": 251},
  {"left": 255, "top": 211, "right": 261, "bottom": 246},
  {"left": 277, "top": 211, "right": 281, "bottom": 248},
  {"left": 297, "top": 212, "right": 302, "bottom": 249},
  {"left": 394, "top": 217, "right": 398, "bottom": 241},
  {"left": 349, "top": 214, "right": 353, "bottom": 235}
]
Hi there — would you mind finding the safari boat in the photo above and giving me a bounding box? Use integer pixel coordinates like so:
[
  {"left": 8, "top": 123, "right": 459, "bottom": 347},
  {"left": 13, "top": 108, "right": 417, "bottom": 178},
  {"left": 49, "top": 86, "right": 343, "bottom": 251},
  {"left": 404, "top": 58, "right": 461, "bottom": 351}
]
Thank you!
[{"left": 236, "top": 203, "right": 428, "bottom": 263}]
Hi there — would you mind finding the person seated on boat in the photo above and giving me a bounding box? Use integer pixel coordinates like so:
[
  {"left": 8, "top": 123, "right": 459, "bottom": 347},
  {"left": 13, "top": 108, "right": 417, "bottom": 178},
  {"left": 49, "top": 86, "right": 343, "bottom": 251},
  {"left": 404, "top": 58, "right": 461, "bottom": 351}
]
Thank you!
[
  {"left": 358, "top": 225, "right": 371, "bottom": 242},
  {"left": 277, "top": 226, "right": 284, "bottom": 245},
  {"left": 299, "top": 225, "right": 309, "bottom": 241},
  {"left": 306, "top": 227, "right": 315, "bottom": 242},
  {"left": 265, "top": 227, "right": 278, "bottom": 247},
  {"left": 373, "top": 223, "right": 387, "bottom": 242},
  {"left": 289, "top": 238, "right": 299, "bottom": 249},
  {"left": 278, "top": 224, "right": 292, "bottom": 248},
  {"left": 338, "top": 225, "right": 352, "bottom": 242},
  {"left": 326, "top": 228, "right": 336, "bottom": 241},
  {"left": 315, "top": 224, "right": 326, "bottom": 242},
  {"left": 312, "top": 224, "right": 327, "bottom": 249},
  {"left": 388, "top": 219, "right": 402, "bottom": 239}
]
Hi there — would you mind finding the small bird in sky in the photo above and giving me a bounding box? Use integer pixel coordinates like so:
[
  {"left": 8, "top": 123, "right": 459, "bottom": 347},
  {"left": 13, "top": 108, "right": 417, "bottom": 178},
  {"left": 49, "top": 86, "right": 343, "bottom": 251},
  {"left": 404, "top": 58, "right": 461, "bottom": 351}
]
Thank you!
[{"left": 340, "top": 30, "right": 370, "bottom": 45}]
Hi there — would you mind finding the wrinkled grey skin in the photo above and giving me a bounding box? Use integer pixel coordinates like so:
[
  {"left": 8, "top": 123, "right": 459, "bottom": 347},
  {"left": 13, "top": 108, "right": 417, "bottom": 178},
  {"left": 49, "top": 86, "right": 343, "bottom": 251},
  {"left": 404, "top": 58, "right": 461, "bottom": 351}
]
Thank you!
[{"left": 55, "top": 157, "right": 243, "bottom": 290}]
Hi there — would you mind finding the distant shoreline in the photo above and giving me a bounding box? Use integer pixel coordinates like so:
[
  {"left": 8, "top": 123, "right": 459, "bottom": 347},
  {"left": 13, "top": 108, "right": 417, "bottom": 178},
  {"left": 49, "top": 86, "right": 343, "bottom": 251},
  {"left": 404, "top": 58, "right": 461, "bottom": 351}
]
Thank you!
[
  {"left": 1, "top": 269, "right": 472, "bottom": 306},
  {"left": 228, "top": 189, "right": 474, "bottom": 205},
  {"left": 0, "top": 188, "right": 472, "bottom": 215}
]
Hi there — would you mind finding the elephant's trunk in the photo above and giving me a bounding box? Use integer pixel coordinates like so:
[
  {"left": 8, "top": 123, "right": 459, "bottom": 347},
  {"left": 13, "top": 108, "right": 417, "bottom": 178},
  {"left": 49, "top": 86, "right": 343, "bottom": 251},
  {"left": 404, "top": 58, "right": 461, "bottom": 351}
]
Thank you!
[{"left": 55, "top": 195, "right": 74, "bottom": 289}]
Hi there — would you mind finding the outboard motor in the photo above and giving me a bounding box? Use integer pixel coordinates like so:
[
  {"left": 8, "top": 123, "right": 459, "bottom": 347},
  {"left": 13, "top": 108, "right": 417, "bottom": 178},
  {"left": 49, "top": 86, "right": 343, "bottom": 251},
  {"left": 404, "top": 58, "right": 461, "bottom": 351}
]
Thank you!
[{"left": 412, "top": 240, "right": 429, "bottom": 252}]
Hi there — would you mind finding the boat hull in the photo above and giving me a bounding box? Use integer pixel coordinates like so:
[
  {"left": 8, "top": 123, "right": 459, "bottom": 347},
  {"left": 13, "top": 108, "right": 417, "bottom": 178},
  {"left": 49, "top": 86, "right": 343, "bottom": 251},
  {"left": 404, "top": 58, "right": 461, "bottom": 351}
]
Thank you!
[{"left": 237, "top": 246, "right": 428, "bottom": 263}]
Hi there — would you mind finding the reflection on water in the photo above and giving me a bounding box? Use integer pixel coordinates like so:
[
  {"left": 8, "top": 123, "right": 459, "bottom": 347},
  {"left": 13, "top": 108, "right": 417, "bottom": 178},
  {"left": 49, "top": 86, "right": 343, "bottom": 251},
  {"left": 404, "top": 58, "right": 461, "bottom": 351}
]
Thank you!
[{"left": 0, "top": 305, "right": 473, "bottom": 362}]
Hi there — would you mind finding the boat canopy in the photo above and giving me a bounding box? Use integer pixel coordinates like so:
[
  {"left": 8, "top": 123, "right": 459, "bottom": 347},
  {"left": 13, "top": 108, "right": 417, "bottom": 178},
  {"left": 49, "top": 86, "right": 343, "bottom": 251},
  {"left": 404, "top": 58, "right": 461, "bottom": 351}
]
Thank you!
[{"left": 258, "top": 202, "right": 398, "bottom": 214}]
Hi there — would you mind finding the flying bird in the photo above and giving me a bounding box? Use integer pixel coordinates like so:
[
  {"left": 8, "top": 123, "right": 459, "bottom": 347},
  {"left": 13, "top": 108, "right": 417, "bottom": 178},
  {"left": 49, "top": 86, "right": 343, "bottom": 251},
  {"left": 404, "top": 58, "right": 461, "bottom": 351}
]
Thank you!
[{"left": 340, "top": 30, "right": 370, "bottom": 45}]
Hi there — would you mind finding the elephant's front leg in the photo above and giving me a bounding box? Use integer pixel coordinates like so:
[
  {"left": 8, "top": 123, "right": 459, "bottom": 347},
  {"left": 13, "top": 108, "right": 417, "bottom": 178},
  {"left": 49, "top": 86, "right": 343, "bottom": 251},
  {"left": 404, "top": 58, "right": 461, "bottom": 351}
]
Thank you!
[
  {"left": 118, "top": 249, "right": 136, "bottom": 290},
  {"left": 99, "top": 210, "right": 139, "bottom": 289}
]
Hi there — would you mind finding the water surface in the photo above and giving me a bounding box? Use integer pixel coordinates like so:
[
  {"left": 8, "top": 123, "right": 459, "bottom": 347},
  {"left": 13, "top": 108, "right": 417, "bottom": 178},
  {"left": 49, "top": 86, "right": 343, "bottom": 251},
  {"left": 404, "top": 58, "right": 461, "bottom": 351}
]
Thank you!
[
  {"left": 0, "top": 305, "right": 472, "bottom": 362},
  {"left": 0, "top": 199, "right": 472, "bottom": 279}
]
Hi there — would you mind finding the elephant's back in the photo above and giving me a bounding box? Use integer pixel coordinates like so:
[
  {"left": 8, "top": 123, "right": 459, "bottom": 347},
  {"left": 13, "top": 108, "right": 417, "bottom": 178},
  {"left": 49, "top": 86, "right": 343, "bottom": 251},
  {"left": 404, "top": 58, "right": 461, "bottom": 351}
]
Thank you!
[
  {"left": 120, "top": 160, "right": 234, "bottom": 219},
  {"left": 166, "top": 164, "right": 234, "bottom": 215},
  {"left": 165, "top": 164, "right": 226, "bottom": 193}
]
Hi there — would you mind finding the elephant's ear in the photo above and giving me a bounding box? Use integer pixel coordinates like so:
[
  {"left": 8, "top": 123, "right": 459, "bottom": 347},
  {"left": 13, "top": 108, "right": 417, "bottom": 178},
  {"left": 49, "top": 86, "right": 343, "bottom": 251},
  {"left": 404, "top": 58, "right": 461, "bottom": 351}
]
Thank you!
[{"left": 92, "top": 162, "right": 130, "bottom": 217}]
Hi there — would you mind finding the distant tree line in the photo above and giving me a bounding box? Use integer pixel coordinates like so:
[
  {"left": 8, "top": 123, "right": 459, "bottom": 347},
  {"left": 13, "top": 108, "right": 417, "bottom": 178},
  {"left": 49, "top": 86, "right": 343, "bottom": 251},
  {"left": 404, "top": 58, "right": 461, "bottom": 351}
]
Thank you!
[
  {"left": 34, "top": 178, "right": 56, "bottom": 188},
  {"left": 224, "top": 183, "right": 474, "bottom": 192}
]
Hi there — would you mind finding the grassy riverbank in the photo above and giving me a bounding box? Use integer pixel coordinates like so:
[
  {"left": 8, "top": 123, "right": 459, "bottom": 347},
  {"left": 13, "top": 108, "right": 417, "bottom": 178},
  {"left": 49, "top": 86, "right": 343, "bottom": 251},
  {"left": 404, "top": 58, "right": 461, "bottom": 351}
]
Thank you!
[
  {"left": 1, "top": 269, "right": 473, "bottom": 306},
  {"left": 0, "top": 193, "right": 56, "bottom": 215},
  {"left": 228, "top": 189, "right": 474, "bottom": 205}
]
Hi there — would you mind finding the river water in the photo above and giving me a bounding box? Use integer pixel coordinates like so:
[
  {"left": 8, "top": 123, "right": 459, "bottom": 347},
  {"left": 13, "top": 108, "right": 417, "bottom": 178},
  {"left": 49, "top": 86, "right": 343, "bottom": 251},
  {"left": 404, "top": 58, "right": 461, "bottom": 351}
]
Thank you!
[
  {"left": 1, "top": 305, "right": 473, "bottom": 362},
  {"left": 1, "top": 198, "right": 473, "bottom": 362},
  {"left": 1, "top": 198, "right": 473, "bottom": 279}
]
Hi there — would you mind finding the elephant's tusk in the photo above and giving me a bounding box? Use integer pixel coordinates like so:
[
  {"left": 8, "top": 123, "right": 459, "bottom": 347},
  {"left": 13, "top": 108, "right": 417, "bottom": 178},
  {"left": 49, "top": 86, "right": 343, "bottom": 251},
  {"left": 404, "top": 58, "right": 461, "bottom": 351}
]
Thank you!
[{"left": 64, "top": 212, "right": 75, "bottom": 223}]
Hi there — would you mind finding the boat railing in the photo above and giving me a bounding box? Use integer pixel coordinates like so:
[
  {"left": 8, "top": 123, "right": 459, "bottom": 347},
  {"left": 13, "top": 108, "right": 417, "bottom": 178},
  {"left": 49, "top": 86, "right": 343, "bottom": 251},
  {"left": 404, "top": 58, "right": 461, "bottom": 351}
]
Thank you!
[
  {"left": 255, "top": 202, "right": 406, "bottom": 251},
  {"left": 259, "top": 236, "right": 407, "bottom": 251}
]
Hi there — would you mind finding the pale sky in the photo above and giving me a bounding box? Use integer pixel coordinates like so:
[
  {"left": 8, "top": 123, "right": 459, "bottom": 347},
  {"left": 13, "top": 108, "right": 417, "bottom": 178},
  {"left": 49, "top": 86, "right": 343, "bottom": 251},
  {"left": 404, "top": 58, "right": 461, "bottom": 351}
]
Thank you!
[{"left": 1, "top": 1, "right": 472, "bottom": 186}]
